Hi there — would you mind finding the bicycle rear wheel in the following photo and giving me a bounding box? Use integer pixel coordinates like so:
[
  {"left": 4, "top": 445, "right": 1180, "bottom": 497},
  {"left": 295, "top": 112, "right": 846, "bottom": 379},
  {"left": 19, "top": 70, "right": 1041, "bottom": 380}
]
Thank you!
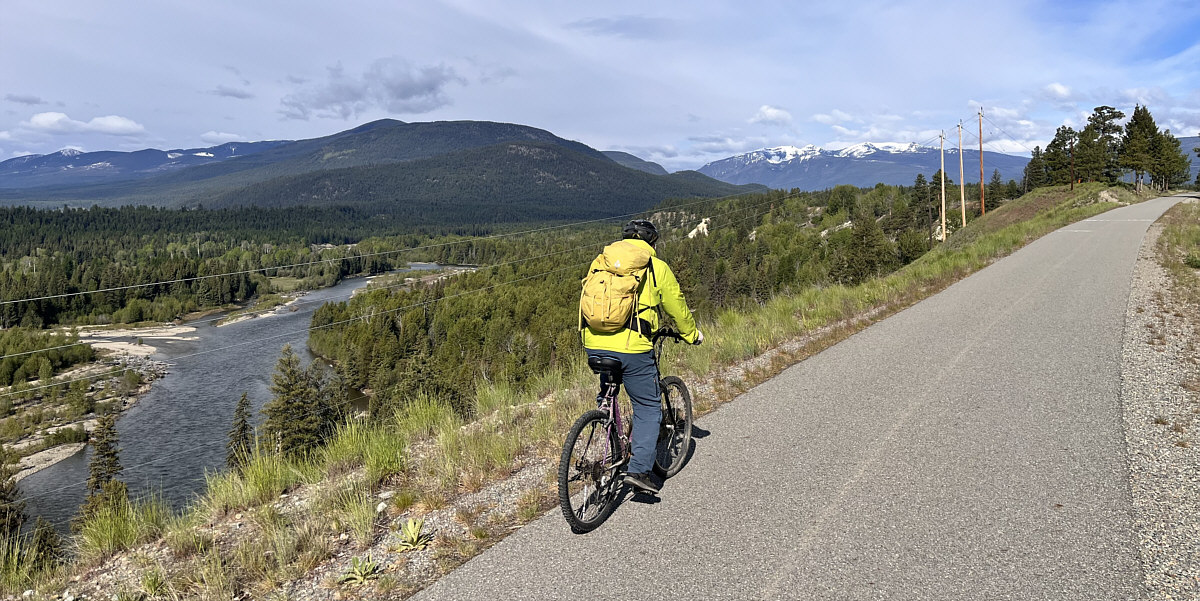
[
  {"left": 653, "top": 376, "right": 693, "bottom": 478},
  {"left": 558, "top": 409, "right": 623, "bottom": 533}
]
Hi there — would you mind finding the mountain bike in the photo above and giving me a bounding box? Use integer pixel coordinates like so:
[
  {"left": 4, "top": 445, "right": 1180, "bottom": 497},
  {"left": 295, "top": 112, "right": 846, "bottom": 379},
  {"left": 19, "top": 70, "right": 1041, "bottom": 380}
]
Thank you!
[{"left": 557, "top": 328, "right": 694, "bottom": 533}]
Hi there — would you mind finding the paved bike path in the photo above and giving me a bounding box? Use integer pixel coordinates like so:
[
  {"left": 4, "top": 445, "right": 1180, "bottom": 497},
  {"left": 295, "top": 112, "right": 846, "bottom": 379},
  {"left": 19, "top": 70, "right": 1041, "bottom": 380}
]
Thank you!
[{"left": 415, "top": 195, "right": 1183, "bottom": 600}]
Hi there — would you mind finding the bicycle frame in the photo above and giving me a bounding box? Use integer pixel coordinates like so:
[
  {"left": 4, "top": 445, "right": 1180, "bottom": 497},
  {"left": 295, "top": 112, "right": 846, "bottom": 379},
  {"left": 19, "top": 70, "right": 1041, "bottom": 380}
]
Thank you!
[{"left": 596, "top": 374, "right": 630, "bottom": 467}]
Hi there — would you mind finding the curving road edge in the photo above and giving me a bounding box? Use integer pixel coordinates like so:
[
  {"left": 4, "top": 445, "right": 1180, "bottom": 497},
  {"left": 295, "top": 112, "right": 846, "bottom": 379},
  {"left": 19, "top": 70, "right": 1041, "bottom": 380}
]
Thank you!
[{"left": 415, "top": 195, "right": 1186, "bottom": 601}]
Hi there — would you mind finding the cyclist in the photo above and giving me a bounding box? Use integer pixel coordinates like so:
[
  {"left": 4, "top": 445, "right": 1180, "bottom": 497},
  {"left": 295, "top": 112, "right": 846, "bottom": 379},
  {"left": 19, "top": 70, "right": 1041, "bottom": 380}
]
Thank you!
[{"left": 581, "top": 219, "right": 702, "bottom": 494}]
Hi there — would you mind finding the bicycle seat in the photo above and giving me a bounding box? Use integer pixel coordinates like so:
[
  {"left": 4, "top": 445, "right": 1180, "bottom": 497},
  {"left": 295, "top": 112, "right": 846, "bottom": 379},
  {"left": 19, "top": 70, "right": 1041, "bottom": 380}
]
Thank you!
[{"left": 587, "top": 355, "right": 623, "bottom": 376}]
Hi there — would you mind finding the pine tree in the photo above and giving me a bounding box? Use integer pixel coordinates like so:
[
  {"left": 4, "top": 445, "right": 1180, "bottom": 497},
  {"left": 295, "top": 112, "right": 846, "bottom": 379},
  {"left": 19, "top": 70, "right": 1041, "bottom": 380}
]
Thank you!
[
  {"left": 85, "top": 413, "right": 122, "bottom": 495},
  {"left": 1085, "top": 106, "right": 1125, "bottom": 182},
  {"left": 1074, "top": 124, "right": 1105, "bottom": 183},
  {"left": 987, "top": 169, "right": 1004, "bottom": 202},
  {"left": 77, "top": 413, "right": 126, "bottom": 526},
  {"left": 832, "top": 209, "right": 897, "bottom": 285},
  {"left": 1149, "top": 129, "right": 1191, "bottom": 191},
  {"left": 1023, "top": 146, "right": 1048, "bottom": 190},
  {"left": 226, "top": 392, "right": 254, "bottom": 469},
  {"left": 1044, "top": 126, "right": 1077, "bottom": 185},
  {"left": 261, "top": 345, "right": 325, "bottom": 456},
  {"left": 1120, "top": 105, "right": 1158, "bottom": 191}
]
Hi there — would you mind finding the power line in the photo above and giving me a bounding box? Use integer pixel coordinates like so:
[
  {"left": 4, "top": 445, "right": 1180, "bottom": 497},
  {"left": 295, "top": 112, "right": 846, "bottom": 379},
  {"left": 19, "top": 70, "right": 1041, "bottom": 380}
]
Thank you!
[
  {"left": 982, "top": 114, "right": 1037, "bottom": 155},
  {"left": 13, "top": 200, "right": 780, "bottom": 508},
  {"left": 0, "top": 190, "right": 764, "bottom": 308},
  {"left": 2, "top": 192, "right": 796, "bottom": 396},
  {"left": 2, "top": 192, "right": 802, "bottom": 364}
]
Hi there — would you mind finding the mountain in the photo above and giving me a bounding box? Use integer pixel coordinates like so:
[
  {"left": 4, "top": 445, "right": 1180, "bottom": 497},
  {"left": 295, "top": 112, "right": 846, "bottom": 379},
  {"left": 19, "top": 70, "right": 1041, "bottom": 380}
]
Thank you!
[
  {"left": 699, "top": 142, "right": 1031, "bottom": 190},
  {"left": 0, "top": 141, "right": 288, "bottom": 189},
  {"left": 207, "top": 141, "right": 760, "bottom": 223},
  {"left": 0, "top": 120, "right": 616, "bottom": 203},
  {"left": 0, "top": 120, "right": 764, "bottom": 223},
  {"left": 602, "top": 151, "right": 668, "bottom": 175}
]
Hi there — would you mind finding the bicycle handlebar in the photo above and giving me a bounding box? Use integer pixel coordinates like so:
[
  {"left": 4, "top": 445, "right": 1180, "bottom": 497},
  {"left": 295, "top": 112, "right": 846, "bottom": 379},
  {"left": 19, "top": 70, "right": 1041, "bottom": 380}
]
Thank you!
[{"left": 651, "top": 328, "right": 687, "bottom": 343}]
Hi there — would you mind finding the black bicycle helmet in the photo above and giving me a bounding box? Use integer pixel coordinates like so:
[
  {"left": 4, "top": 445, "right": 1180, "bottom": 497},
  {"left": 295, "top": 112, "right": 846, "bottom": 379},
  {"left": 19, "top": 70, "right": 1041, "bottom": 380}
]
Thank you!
[{"left": 622, "top": 219, "right": 659, "bottom": 246}]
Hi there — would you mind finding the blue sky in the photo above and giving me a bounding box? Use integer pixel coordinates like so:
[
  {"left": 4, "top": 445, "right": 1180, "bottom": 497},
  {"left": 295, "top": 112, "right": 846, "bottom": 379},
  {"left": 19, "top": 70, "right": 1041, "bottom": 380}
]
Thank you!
[{"left": 2, "top": 0, "right": 1198, "bottom": 171}]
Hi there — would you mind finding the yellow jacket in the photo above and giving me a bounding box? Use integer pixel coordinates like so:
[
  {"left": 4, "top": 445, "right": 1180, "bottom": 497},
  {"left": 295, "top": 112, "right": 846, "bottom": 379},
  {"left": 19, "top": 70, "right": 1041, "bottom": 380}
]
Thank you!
[{"left": 581, "top": 239, "right": 699, "bottom": 353}]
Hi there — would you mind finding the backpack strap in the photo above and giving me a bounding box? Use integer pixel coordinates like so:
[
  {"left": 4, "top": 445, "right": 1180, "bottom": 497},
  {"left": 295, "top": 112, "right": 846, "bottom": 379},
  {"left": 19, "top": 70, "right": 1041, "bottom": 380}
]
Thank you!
[{"left": 628, "top": 258, "right": 661, "bottom": 336}]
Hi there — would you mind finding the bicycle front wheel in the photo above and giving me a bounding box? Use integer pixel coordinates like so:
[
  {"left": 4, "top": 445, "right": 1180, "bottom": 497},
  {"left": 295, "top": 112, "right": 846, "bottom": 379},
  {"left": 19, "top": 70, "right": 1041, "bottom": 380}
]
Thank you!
[
  {"left": 558, "top": 409, "right": 622, "bottom": 533},
  {"left": 653, "top": 376, "right": 693, "bottom": 478}
]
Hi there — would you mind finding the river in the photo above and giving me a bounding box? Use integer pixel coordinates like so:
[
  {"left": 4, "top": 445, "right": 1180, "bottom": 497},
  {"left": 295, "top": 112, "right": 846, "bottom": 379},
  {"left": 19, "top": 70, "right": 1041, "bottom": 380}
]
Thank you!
[{"left": 18, "top": 263, "right": 441, "bottom": 530}]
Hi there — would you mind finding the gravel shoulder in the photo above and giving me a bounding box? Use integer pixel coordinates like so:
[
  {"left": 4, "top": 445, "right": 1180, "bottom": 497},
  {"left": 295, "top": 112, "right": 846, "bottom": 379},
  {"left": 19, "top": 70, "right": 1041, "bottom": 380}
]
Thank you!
[{"left": 1121, "top": 206, "right": 1200, "bottom": 599}]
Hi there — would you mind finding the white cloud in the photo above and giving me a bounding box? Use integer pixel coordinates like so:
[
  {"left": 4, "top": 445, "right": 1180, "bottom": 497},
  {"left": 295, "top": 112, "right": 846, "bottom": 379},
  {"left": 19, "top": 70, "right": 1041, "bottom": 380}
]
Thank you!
[
  {"left": 200, "top": 131, "right": 246, "bottom": 144},
  {"left": 750, "top": 105, "right": 792, "bottom": 126},
  {"left": 813, "top": 109, "right": 853, "bottom": 125},
  {"left": 1042, "top": 83, "right": 1073, "bottom": 101},
  {"left": 687, "top": 134, "right": 767, "bottom": 155},
  {"left": 23, "top": 112, "right": 145, "bottom": 136}
]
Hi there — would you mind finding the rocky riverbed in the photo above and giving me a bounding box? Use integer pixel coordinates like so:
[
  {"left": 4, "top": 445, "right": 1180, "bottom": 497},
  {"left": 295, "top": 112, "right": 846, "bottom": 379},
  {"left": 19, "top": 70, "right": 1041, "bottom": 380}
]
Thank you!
[{"left": 10, "top": 347, "right": 169, "bottom": 483}]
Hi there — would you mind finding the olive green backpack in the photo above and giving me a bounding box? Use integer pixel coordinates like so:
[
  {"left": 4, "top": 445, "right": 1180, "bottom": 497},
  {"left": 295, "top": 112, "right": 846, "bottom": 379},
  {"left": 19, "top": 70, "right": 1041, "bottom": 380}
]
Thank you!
[{"left": 579, "top": 240, "right": 656, "bottom": 334}]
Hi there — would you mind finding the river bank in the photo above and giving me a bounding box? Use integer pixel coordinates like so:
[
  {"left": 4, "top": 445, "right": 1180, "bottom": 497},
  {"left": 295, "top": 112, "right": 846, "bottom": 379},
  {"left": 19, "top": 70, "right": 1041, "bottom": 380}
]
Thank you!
[
  {"left": 9, "top": 351, "right": 168, "bottom": 482},
  {"left": 16, "top": 263, "right": 447, "bottom": 530}
]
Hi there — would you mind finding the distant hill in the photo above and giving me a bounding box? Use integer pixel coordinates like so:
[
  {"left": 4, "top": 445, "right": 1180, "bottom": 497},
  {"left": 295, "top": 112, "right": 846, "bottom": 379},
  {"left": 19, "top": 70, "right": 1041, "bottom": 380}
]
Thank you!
[
  {"left": 0, "top": 120, "right": 761, "bottom": 217},
  {"left": 602, "top": 151, "right": 668, "bottom": 175},
  {"left": 1180, "top": 136, "right": 1199, "bottom": 182},
  {"left": 209, "top": 141, "right": 762, "bottom": 223},
  {"left": 699, "top": 143, "right": 1031, "bottom": 190},
  {"left": 0, "top": 141, "right": 288, "bottom": 189},
  {"left": 0, "top": 120, "right": 619, "bottom": 205},
  {"left": 0, "top": 120, "right": 764, "bottom": 225}
]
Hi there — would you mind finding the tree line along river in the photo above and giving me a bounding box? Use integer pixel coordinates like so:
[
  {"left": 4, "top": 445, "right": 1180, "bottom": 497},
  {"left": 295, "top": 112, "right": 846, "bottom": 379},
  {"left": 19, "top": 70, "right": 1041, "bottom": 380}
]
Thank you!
[{"left": 19, "top": 264, "right": 441, "bottom": 530}]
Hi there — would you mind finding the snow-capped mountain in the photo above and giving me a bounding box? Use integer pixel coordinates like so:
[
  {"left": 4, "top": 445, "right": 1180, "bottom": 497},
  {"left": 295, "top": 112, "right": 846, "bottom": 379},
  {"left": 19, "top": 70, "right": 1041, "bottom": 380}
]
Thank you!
[
  {"left": 699, "top": 143, "right": 1030, "bottom": 190},
  {"left": 0, "top": 140, "right": 289, "bottom": 189}
]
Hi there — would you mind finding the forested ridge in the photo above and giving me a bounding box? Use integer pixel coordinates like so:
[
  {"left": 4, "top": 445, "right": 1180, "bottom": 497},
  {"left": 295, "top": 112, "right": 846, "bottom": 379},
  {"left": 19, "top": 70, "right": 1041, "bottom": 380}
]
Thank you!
[
  {"left": 0, "top": 204, "right": 423, "bottom": 332},
  {"left": 0, "top": 119, "right": 752, "bottom": 209},
  {"left": 208, "top": 141, "right": 760, "bottom": 218},
  {"left": 305, "top": 176, "right": 1010, "bottom": 419}
]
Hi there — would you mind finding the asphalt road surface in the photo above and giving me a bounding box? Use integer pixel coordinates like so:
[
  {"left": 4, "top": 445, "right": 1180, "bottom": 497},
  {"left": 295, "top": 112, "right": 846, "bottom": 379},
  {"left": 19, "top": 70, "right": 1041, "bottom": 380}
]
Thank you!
[{"left": 415, "top": 195, "right": 1184, "bottom": 600}]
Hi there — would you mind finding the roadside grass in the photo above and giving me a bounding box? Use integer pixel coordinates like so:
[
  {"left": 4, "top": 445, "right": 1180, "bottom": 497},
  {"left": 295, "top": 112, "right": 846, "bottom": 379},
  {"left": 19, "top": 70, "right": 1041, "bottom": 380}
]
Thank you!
[
  {"left": 1155, "top": 201, "right": 1200, "bottom": 308},
  {"left": 77, "top": 494, "right": 171, "bottom": 565},
  {"left": 1151, "top": 199, "right": 1200, "bottom": 452},
  {"left": 200, "top": 444, "right": 322, "bottom": 516},
  {"left": 24, "top": 183, "right": 1163, "bottom": 597}
]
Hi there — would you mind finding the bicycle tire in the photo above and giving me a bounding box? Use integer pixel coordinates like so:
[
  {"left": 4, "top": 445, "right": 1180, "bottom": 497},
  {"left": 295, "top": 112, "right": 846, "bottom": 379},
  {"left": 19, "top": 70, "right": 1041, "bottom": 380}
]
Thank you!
[
  {"left": 653, "top": 376, "right": 693, "bottom": 478},
  {"left": 558, "top": 409, "right": 623, "bottom": 533}
]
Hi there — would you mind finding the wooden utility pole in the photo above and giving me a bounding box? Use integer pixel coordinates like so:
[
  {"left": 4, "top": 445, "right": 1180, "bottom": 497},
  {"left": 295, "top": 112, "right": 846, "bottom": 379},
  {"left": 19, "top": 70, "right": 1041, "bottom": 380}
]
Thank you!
[
  {"left": 957, "top": 122, "right": 966, "bottom": 227},
  {"left": 939, "top": 131, "right": 946, "bottom": 241},
  {"left": 978, "top": 108, "right": 985, "bottom": 215},
  {"left": 1069, "top": 137, "right": 1075, "bottom": 191}
]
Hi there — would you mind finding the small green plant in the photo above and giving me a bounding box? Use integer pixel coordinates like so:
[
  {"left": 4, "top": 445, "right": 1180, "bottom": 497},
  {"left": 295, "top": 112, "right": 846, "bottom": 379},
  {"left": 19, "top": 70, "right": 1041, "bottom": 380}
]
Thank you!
[
  {"left": 337, "top": 554, "right": 380, "bottom": 586},
  {"left": 391, "top": 517, "right": 434, "bottom": 552},
  {"left": 1184, "top": 252, "right": 1200, "bottom": 269},
  {"left": 140, "top": 566, "right": 168, "bottom": 596}
]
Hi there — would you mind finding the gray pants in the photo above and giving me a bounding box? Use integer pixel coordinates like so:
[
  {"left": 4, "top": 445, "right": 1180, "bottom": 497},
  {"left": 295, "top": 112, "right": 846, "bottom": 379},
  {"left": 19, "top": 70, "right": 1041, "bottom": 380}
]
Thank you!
[{"left": 585, "top": 348, "right": 660, "bottom": 475}]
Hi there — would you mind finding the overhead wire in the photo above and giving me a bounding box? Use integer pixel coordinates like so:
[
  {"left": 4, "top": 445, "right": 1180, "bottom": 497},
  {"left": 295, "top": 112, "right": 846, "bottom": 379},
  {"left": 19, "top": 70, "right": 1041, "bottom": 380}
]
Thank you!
[
  {"left": 0, "top": 189, "right": 787, "bottom": 365},
  {"left": 15, "top": 196, "right": 787, "bottom": 510},
  {"left": 0, "top": 188, "right": 767, "bottom": 308},
  {"left": 2, "top": 190, "right": 802, "bottom": 396}
]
